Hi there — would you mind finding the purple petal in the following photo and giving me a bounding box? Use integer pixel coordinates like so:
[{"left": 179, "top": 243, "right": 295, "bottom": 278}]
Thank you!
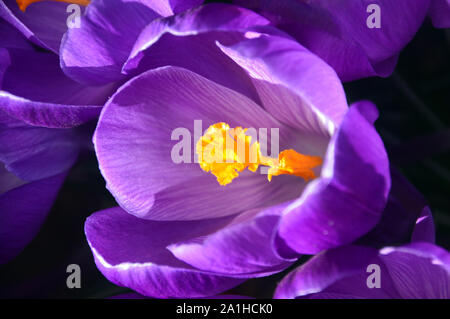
[
  {"left": 123, "top": 3, "right": 271, "bottom": 102},
  {"left": 235, "top": 0, "right": 430, "bottom": 81},
  {"left": 140, "top": 0, "right": 203, "bottom": 16},
  {"left": 0, "top": 0, "right": 75, "bottom": 53},
  {"left": 60, "top": 0, "right": 164, "bottom": 85},
  {"left": 0, "top": 110, "right": 80, "bottom": 181},
  {"left": 277, "top": 101, "right": 390, "bottom": 254},
  {"left": 358, "top": 168, "right": 433, "bottom": 247},
  {"left": 168, "top": 202, "right": 296, "bottom": 277},
  {"left": 60, "top": 0, "right": 207, "bottom": 85},
  {"left": 85, "top": 207, "right": 244, "bottom": 298},
  {"left": 429, "top": 0, "right": 450, "bottom": 28},
  {"left": 216, "top": 34, "right": 347, "bottom": 130},
  {"left": 0, "top": 170, "right": 66, "bottom": 264},
  {"left": 0, "top": 91, "right": 102, "bottom": 129},
  {"left": 0, "top": 17, "right": 34, "bottom": 49},
  {"left": 0, "top": 48, "right": 8, "bottom": 86},
  {"left": 274, "top": 245, "right": 396, "bottom": 299},
  {"left": 94, "top": 66, "right": 303, "bottom": 220},
  {"left": 1, "top": 47, "right": 111, "bottom": 128},
  {"left": 378, "top": 243, "right": 450, "bottom": 298},
  {"left": 275, "top": 243, "right": 450, "bottom": 299}
]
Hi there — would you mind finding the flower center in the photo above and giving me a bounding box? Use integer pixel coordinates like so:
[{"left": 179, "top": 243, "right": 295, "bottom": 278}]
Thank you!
[
  {"left": 16, "top": 0, "right": 90, "bottom": 12},
  {"left": 196, "top": 122, "right": 322, "bottom": 186}
]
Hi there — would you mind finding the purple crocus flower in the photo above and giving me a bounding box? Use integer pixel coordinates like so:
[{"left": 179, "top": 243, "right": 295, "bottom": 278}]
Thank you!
[
  {"left": 274, "top": 209, "right": 449, "bottom": 299},
  {"left": 83, "top": 4, "right": 390, "bottom": 298},
  {"left": 233, "top": 0, "right": 433, "bottom": 81}
]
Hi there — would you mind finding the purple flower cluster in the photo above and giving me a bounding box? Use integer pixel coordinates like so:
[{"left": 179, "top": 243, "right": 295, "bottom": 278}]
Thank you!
[{"left": 1, "top": 0, "right": 449, "bottom": 298}]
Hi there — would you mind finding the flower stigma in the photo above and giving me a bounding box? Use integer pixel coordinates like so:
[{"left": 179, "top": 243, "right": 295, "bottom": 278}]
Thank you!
[
  {"left": 16, "top": 0, "right": 90, "bottom": 12},
  {"left": 196, "top": 122, "right": 323, "bottom": 186}
]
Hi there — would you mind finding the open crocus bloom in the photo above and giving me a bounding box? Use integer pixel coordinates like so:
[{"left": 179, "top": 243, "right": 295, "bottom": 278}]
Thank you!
[
  {"left": 275, "top": 209, "right": 449, "bottom": 299},
  {"left": 233, "top": 0, "right": 432, "bottom": 81},
  {"left": 84, "top": 4, "right": 390, "bottom": 298}
]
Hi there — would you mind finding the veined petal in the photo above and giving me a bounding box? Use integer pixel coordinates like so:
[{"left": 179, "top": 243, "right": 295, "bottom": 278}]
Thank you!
[
  {"left": 123, "top": 3, "right": 271, "bottom": 102},
  {"left": 0, "top": 110, "right": 80, "bottom": 181},
  {"left": 274, "top": 245, "right": 397, "bottom": 299},
  {"left": 275, "top": 243, "right": 450, "bottom": 299},
  {"left": 94, "top": 66, "right": 306, "bottom": 220},
  {"left": 60, "top": 0, "right": 204, "bottom": 85},
  {"left": 85, "top": 207, "right": 244, "bottom": 298},
  {"left": 0, "top": 47, "right": 111, "bottom": 128},
  {"left": 168, "top": 201, "right": 296, "bottom": 276},
  {"left": 277, "top": 101, "right": 390, "bottom": 254},
  {"left": 234, "top": 0, "right": 430, "bottom": 81},
  {"left": 60, "top": 0, "right": 162, "bottom": 85},
  {"left": 216, "top": 34, "right": 347, "bottom": 132}
]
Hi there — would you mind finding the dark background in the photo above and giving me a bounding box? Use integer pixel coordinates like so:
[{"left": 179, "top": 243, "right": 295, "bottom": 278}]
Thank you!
[{"left": 0, "top": 17, "right": 449, "bottom": 298}]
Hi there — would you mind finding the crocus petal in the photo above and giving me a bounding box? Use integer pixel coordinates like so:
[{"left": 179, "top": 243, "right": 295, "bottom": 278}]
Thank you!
[
  {"left": 0, "top": 170, "right": 66, "bottom": 264},
  {"left": 168, "top": 202, "right": 295, "bottom": 277},
  {"left": 2, "top": 47, "right": 111, "bottom": 105},
  {"left": 139, "top": 0, "right": 203, "bottom": 16},
  {"left": 0, "top": 47, "right": 111, "bottom": 128},
  {"left": 60, "top": 0, "right": 164, "bottom": 85},
  {"left": 429, "top": 0, "right": 450, "bottom": 28},
  {"left": 85, "top": 207, "right": 244, "bottom": 298},
  {"left": 275, "top": 243, "right": 450, "bottom": 299},
  {"left": 0, "top": 0, "right": 75, "bottom": 53},
  {"left": 235, "top": 0, "right": 430, "bottom": 81},
  {"left": 274, "top": 245, "right": 396, "bottom": 299},
  {"left": 60, "top": 0, "right": 204, "bottom": 85},
  {"left": 378, "top": 242, "right": 450, "bottom": 298},
  {"left": 358, "top": 168, "right": 433, "bottom": 247},
  {"left": 122, "top": 3, "right": 271, "bottom": 102},
  {"left": 94, "top": 65, "right": 304, "bottom": 220},
  {"left": 277, "top": 101, "right": 390, "bottom": 254},
  {"left": 0, "top": 110, "right": 79, "bottom": 181},
  {"left": 0, "top": 91, "right": 102, "bottom": 129},
  {"left": 0, "top": 17, "right": 34, "bottom": 49},
  {"left": 216, "top": 34, "right": 347, "bottom": 131},
  {"left": 0, "top": 48, "right": 7, "bottom": 86}
]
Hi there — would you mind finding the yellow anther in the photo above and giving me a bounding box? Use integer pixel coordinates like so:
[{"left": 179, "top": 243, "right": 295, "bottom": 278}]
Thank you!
[{"left": 196, "top": 122, "right": 322, "bottom": 186}]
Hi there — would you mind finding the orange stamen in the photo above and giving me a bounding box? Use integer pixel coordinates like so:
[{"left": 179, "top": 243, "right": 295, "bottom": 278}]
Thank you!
[{"left": 196, "top": 122, "right": 323, "bottom": 186}]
